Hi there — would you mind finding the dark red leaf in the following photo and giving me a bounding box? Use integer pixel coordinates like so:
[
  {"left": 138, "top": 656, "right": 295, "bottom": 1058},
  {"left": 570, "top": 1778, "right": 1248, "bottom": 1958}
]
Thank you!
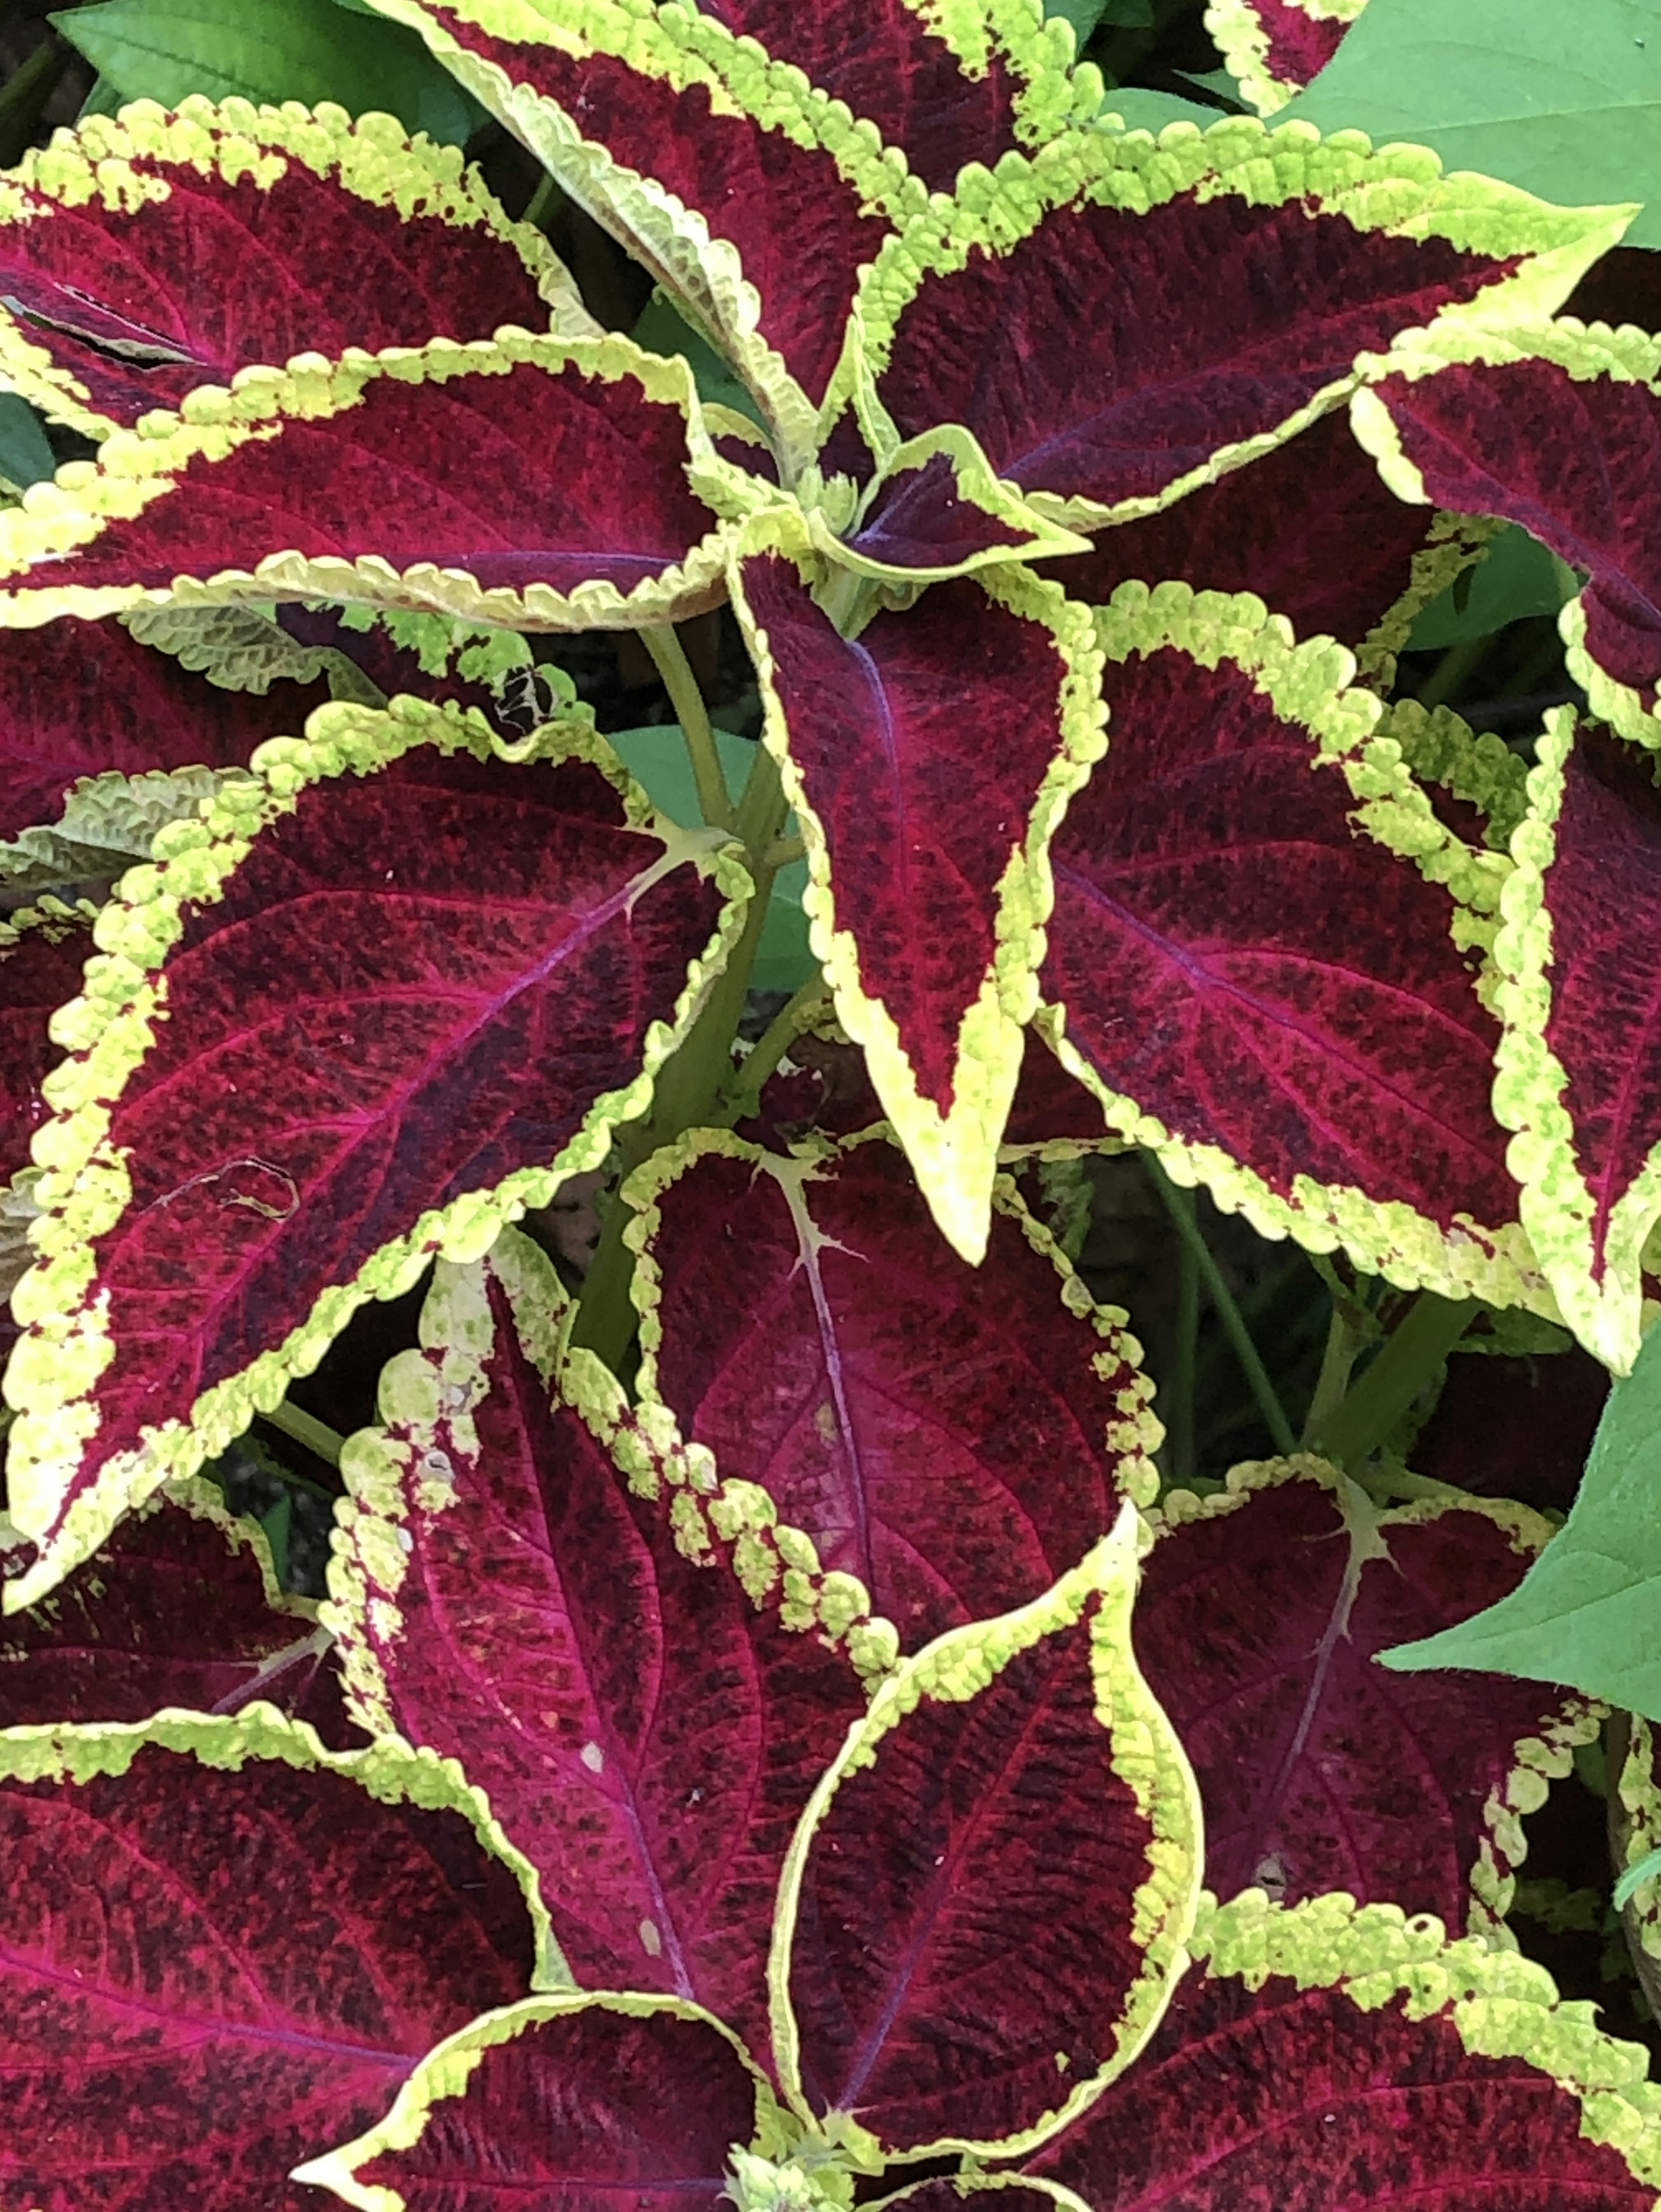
[
  {"left": 325, "top": 1229, "right": 865, "bottom": 2064},
  {"left": 1039, "top": 607, "right": 1520, "bottom": 1258},
  {"left": 632, "top": 1132, "right": 1155, "bottom": 1651},
  {"left": 1026, "top": 1896, "right": 1661, "bottom": 2209},
  {"left": 0, "top": 102, "right": 568, "bottom": 433},
  {"left": 0, "top": 616, "right": 331, "bottom": 841},
  {"left": 1209, "top": 0, "right": 1349, "bottom": 106},
  {"left": 1411, "top": 1345, "right": 1608, "bottom": 1514},
  {"left": 780, "top": 1517, "right": 1198, "bottom": 2156},
  {"left": 306, "top": 1998, "right": 765, "bottom": 2212},
  {"left": 875, "top": 183, "right": 1524, "bottom": 514},
  {"left": 3, "top": 713, "right": 734, "bottom": 1605},
  {"left": 1135, "top": 1463, "right": 1592, "bottom": 1927},
  {"left": 0, "top": 905, "right": 87, "bottom": 1182},
  {"left": 0, "top": 1477, "right": 346, "bottom": 1730},
  {"left": 0, "top": 1721, "right": 535, "bottom": 2212},
  {"left": 844, "top": 450, "right": 1045, "bottom": 575}
]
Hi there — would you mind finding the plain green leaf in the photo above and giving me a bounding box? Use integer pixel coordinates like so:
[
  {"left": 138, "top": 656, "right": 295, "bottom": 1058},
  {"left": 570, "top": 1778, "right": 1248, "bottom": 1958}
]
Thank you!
[
  {"left": 631, "top": 293, "right": 765, "bottom": 428},
  {"left": 258, "top": 1489, "right": 292, "bottom": 1592},
  {"left": 1100, "top": 86, "right": 1218, "bottom": 131},
  {"left": 1382, "top": 1319, "right": 1661, "bottom": 1716},
  {"left": 1281, "top": 0, "right": 1661, "bottom": 247},
  {"left": 1045, "top": 0, "right": 1116, "bottom": 44},
  {"left": 1616, "top": 1845, "right": 1661, "bottom": 1908},
  {"left": 1407, "top": 524, "right": 1578, "bottom": 649},
  {"left": 607, "top": 726, "right": 816, "bottom": 994},
  {"left": 0, "top": 394, "right": 57, "bottom": 491},
  {"left": 52, "top": 0, "right": 484, "bottom": 143}
]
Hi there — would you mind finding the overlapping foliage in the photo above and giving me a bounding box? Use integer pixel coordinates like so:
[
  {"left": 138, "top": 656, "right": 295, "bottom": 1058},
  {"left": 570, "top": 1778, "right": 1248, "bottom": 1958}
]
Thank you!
[{"left": 3, "top": 0, "right": 1661, "bottom": 2202}]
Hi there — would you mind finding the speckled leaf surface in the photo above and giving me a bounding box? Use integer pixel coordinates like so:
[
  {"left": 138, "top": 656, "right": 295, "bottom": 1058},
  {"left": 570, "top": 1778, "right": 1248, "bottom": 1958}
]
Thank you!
[
  {"left": 629, "top": 1130, "right": 1158, "bottom": 1653},
  {"left": 1026, "top": 1893, "right": 1661, "bottom": 2209},
  {"left": 3, "top": 704, "right": 740, "bottom": 1609},
  {"left": 324, "top": 1229, "right": 865, "bottom": 2066},
  {"left": 1138, "top": 1460, "right": 1594, "bottom": 1929},
  {"left": 0, "top": 903, "right": 88, "bottom": 1183},
  {"left": 0, "top": 1716, "right": 537, "bottom": 2212},
  {"left": 776, "top": 1512, "right": 1200, "bottom": 2158},
  {"left": 1207, "top": 0, "right": 1358, "bottom": 114}
]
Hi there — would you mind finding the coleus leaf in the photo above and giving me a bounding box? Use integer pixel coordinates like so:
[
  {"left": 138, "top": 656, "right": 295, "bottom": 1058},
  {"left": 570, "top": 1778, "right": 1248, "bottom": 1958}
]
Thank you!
[
  {"left": 2, "top": 699, "right": 747, "bottom": 1610},
  {"left": 0, "top": 1473, "right": 350, "bottom": 1733},
  {"left": 773, "top": 1505, "right": 1200, "bottom": 2160},
  {"left": 354, "top": 0, "right": 1096, "bottom": 466},
  {"left": 1205, "top": 0, "right": 1364, "bottom": 115},
  {"left": 1353, "top": 320, "right": 1661, "bottom": 751},
  {"left": 1137, "top": 1456, "right": 1599, "bottom": 1932},
  {"left": 1024, "top": 1889, "right": 1661, "bottom": 2208},
  {"left": 1042, "top": 405, "right": 1491, "bottom": 689},
  {"left": 0, "top": 325, "right": 736, "bottom": 633},
  {"left": 295, "top": 1991, "right": 778, "bottom": 2212},
  {"left": 626, "top": 1127, "right": 1161, "bottom": 1652},
  {"left": 1613, "top": 1716, "right": 1661, "bottom": 1995},
  {"left": 0, "top": 898, "right": 89, "bottom": 1184},
  {"left": 0, "top": 98, "right": 584, "bottom": 439},
  {"left": 731, "top": 545, "right": 1104, "bottom": 1261},
  {"left": 1036, "top": 584, "right": 1544, "bottom": 1315},
  {"left": 852, "top": 115, "right": 1623, "bottom": 530},
  {"left": 0, "top": 1707, "right": 548, "bottom": 2212},
  {"left": 322, "top": 1226, "right": 869, "bottom": 2064},
  {"left": 0, "top": 612, "right": 332, "bottom": 853}
]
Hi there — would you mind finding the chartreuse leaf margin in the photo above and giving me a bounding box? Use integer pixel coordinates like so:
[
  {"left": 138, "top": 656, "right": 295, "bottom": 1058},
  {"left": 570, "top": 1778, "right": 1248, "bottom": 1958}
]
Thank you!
[
  {"left": 731, "top": 539, "right": 1106, "bottom": 1266},
  {"left": 767, "top": 1499, "right": 1202, "bottom": 2164},
  {"left": 2, "top": 697, "right": 752, "bottom": 1614},
  {"left": 1036, "top": 581, "right": 1550, "bottom": 1317},
  {"left": 0, "top": 1699, "right": 565, "bottom": 1993}
]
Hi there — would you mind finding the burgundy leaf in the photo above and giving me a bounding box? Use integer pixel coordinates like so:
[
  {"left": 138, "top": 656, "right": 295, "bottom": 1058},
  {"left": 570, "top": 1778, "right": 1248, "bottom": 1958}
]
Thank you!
[
  {"left": 3, "top": 710, "right": 735, "bottom": 1606},
  {"left": 0, "top": 338, "right": 729, "bottom": 629},
  {"left": 1208, "top": 0, "right": 1350, "bottom": 107},
  {"left": 0, "top": 904, "right": 87, "bottom": 1182},
  {"left": 1411, "top": 1345, "right": 1608, "bottom": 1514},
  {"left": 632, "top": 1132, "right": 1156, "bottom": 1652},
  {"left": 325, "top": 1229, "right": 866, "bottom": 2063},
  {"left": 1136, "top": 1462, "right": 1593, "bottom": 1928},
  {"left": 874, "top": 170, "right": 1532, "bottom": 515},
  {"left": 844, "top": 449, "right": 1053, "bottom": 575},
  {"left": 1039, "top": 601, "right": 1520, "bottom": 1265},
  {"left": 1363, "top": 348, "right": 1661, "bottom": 720},
  {"left": 733, "top": 551, "right": 1098, "bottom": 1256},
  {"left": 1043, "top": 409, "right": 1461, "bottom": 669},
  {"left": 403, "top": 1, "right": 899, "bottom": 413},
  {"left": 0, "top": 1719, "right": 535, "bottom": 2212},
  {"left": 1026, "top": 1895, "right": 1660, "bottom": 2209},
  {"left": 780, "top": 1515, "right": 1199, "bottom": 2156},
  {"left": 1002, "top": 1036, "right": 1121, "bottom": 1151},
  {"left": 0, "top": 615, "right": 331, "bottom": 841},
  {"left": 303, "top": 1998, "right": 766, "bottom": 2212},
  {"left": 0, "top": 102, "right": 572, "bottom": 434},
  {"left": 0, "top": 1477, "right": 347, "bottom": 1731}
]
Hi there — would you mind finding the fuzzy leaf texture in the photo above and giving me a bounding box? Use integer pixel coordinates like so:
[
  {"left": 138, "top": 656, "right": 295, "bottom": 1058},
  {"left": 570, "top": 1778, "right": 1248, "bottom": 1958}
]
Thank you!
[{"left": 2, "top": 701, "right": 742, "bottom": 1608}]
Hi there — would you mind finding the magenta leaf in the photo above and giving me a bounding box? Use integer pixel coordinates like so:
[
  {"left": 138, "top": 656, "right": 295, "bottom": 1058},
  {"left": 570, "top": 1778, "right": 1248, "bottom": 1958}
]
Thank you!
[
  {"left": 298, "top": 1994, "right": 773, "bottom": 2212},
  {"left": 324, "top": 1226, "right": 867, "bottom": 2062},
  {"left": 0, "top": 615, "right": 332, "bottom": 844},
  {"left": 0, "top": 330, "right": 734, "bottom": 633},
  {"left": 774, "top": 1509, "right": 1201, "bottom": 2159},
  {"left": 628, "top": 1129, "right": 1159, "bottom": 1653},
  {"left": 0, "top": 1475, "right": 350, "bottom": 1732},
  {"left": 1025, "top": 1891, "right": 1661, "bottom": 2209},
  {"left": 733, "top": 547, "right": 1103, "bottom": 1260},
  {"left": 1355, "top": 331, "right": 1661, "bottom": 746},
  {"left": 1036, "top": 585, "right": 1543, "bottom": 1310},
  {"left": 3, "top": 702, "right": 744, "bottom": 1608},
  {"left": 0, "top": 1709, "right": 540, "bottom": 2212},
  {"left": 1136, "top": 1458, "right": 1598, "bottom": 1930},
  {"left": 0, "top": 99, "right": 580, "bottom": 437},
  {"left": 0, "top": 900, "right": 87, "bottom": 1183}
]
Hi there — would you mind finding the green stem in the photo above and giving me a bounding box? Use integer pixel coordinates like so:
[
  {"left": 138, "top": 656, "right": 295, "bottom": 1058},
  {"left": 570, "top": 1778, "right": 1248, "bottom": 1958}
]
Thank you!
[
  {"left": 1167, "top": 1229, "right": 1199, "bottom": 1486},
  {"left": 1417, "top": 634, "right": 1491, "bottom": 713},
  {"left": 262, "top": 1397, "right": 345, "bottom": 1471},
  {"left": 1306, "top": 1290, "right": 1478, "bottom": 1468},
  {"left": 569, "top": 744, "right": 789, "bottom": 1375},
  {"left": 1301, "top": 1304, "right": 1362, "bottom": 1448},
  {"left": 642, "top": 625, "right": 734, "bottom": 830},
  {"left": 1353, "top": 1462, "right": 1478, "bottom": 1508},
  {"left": 724, "top": 976, "right": 830, "bottom": 1122},
  {"left": 1145, "top": 1156, "right": 1297, "bottom": 1457},
  {"left": 522, "top": 172, "right": 561, "bottom": 234}
]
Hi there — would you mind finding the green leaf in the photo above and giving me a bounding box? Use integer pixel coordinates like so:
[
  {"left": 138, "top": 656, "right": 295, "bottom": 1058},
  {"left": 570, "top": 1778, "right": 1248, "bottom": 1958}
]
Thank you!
[
  {"left": 51, "top": 0, "right": 485, "bottom": 143},
  {"left": 630, "top": 292, "right": 765, "bottom": 428},
  {"left": 1407, "top": 524, "right": 1579, "bottom": 648},
  {"left": 608, "top": 725, "right": 815, "bottom": 993},
  {"left": 257, "top": 1488, "right": 292, "bottom": 1591},
  {"left": 1280, "top": 0, "right": 1661, "bottom": 249},
  {"left": 1381, "top": 1318, "right": 1661, "bottom": 1714},
  {"left": 0, "top": 394, "right": 56, "bottom": 491},
  {"left": 1616, "top": 1844, "right": 1661, "bottom": 1909},
  {"left": 1100, "top": 86, "right": 1221, "bottom": 130},
  {"left": 1046, "top": 0, "right": 1116, "bottom": 45}
]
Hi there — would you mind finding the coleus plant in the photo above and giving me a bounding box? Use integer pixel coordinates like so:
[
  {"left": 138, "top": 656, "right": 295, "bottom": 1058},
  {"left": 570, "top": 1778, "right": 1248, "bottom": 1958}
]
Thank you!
[{"left": 3, "top": 0, "right": 1661, "bottom": 2200}]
